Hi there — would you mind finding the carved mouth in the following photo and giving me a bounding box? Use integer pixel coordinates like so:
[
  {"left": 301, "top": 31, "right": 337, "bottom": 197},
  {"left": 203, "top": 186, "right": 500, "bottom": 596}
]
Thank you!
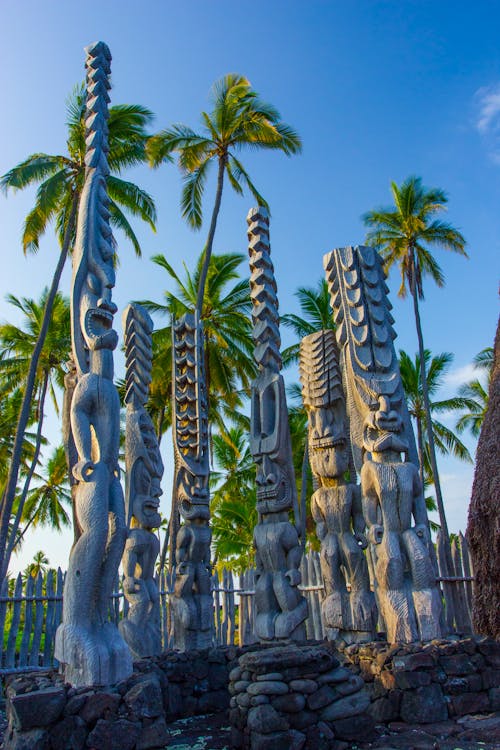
[
  {"left": 312, "top": 437, "right": 346, "bottom": 449},
  {"left": 144, "top": 499, "right": 160, "bottom": 513}
]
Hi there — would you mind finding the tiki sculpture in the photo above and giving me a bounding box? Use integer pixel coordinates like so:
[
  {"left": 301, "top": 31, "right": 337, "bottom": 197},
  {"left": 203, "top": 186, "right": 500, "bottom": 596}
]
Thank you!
[
  {"left": 300, "top": 330, "right": 376, "bottom": 642},
  {"left": 324, "top": 245, "right": 442, "bottom": 642},
  {"left": 119, "top": 304, "right": 163, "bottom": 659},
  {"left": 170, "top": 313, "right": 212, "bottom": 650},
  {"left": 55, "top": 42, "right": 133, "bottom": 685},
  {"left": 247, "top": 206, "right": 308, "bottom": 642}
]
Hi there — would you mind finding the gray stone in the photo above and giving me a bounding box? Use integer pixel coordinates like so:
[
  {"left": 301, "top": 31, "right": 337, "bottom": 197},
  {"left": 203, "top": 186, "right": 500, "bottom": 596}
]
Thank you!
[
  {"left": 80, "top": 691, "right": 120, "bottom": 723},
  {"left": 392, "top": 652, "right": 435, "bottom": 671},
  {"left": 289, "top": 679, "right": 318, "bottom": 694},
  {"left": 247, "top": 680, "right": 288, "bottom": 696},
  {"left": 317, "top": 666, "right": 351, "bottom": 685},
  {"left": 250, "top": 695, "right": 270, "bottom": 706},
  {"left": 239, "top": 644, "right": 335, "bottom": 675},
  {"left": 234, "top": 680, "right": 251, "bottom": 693},
  {"left": 288, "top": 710, "right": 318, "bottom": 729},
  {"left": 400, "top": 684, "right": 448, "bottom": 723},
  {"left": 248, "top": 704, "right": 288, "bottom": 734},
  {"left": 250, "top": 730, "right": 291, "bottom": 750},
  {"left": 49, "top": 716, "right": 87, "bottom": 750},
  {"left": 482, "top": 668, "right": 500, "bottom": 689},
  {"left": 54, "top": 41, "right": 132, "bottom": 688},
  {"left": 256, "top": 672, "right": 283, "bottom": 681},
  {"left": 316, "top": 720, "right": 335, "bottom": 740},
  {"left": 439, "top": 653, "right": 475, "bottom": 675},
  {"left": 271, "top": 692, "right": 306, "bottom": 712},
  {"left": 450, "top": 690, "right": 490, "bottom": 715},
  {"left": 368, "top": 692, "right": 402, "bottom": 722},
  {"left": 86, "top": 719, "right": 140, "bottom": 750},
  {"left": 9, "top": 687, "right": 66, "bottom": 730},
  {"left": 288, "top": 729, "right": 306, "bottom": 750},
  {"left": 334, "top": 674, "right": 364, "bottom": 696},
  {"left": 236, "top": 692, "right": 251, "bottom": 708},
  {"left": 229, "top": 666, "right": 242, "bottom": 682},
  {"left": 136, "top": 717, "right": 170, "bottom": 750},
  {"left": 489, "top": 686, "right": 500, "bottom": 711},
  {"left": 307, "top": 685, "right": 338, "bottom": 711},
  {"left": 393, "top": 670, "right": 431, "bottom": 689},
  {"left": 63, "top": 693, "right": 88, "bottom": 716},
  {"left": 124, "top": 676, "right": 163, "bottom": 719},
  {"left": 333, "top": 713, "right": 375, "bottom": 741},
  {"left": 320, "top": 690, "right": 370, "bottom": 721},
  {"left": 6, "top": 729, "right": 49, "bottom": 750}
]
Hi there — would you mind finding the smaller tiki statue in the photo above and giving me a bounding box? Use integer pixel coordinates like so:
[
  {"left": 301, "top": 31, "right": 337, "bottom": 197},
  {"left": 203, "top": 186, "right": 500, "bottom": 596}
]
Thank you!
[
  {"left": 119, "top": 304, "right": 163, "bottom": 659},
  {"left": 247, "top": 207, "right": 308, "bottom": 642},
  {"left": 324, "top": 245, "right": 442, "bottom": 643},
  {"left": 171, "top": 313, "right": 212, "bottom": 650},
  {"left": 55, "top": 42, "right": 132, "bottom": 685},
  {"left": 299, "top": 330, "right": 376, "bottom": 642}
]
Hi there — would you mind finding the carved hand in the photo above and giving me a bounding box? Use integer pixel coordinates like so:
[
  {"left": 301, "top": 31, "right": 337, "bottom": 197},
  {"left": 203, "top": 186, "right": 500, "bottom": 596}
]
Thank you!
[
  {"left": 354, "top": 532, "right": 369, "bottom": 550},
  {"left": 285, "top": 569, "right": 301, "bottom": 587},
  {"left": 73, "top": 460, "right": 96, "bottom": 482},
  {"left": 123, "top": 576, "right": 140, "bottom": 594},
  {"left": 367, "top": 524, "right": 384, "bottom": 545},
  {"left": 414, "top": 524, "right": 430, "bottom": 544}
]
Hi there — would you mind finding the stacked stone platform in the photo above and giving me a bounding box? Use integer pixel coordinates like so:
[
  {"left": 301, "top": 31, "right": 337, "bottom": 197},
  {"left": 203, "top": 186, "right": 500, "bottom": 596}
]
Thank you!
[
  {"left": 337, "top": 636, "right": 500, "bottom": 724},
  {"left": 228, "top": 643, "right": 373, "bottom": 749}
]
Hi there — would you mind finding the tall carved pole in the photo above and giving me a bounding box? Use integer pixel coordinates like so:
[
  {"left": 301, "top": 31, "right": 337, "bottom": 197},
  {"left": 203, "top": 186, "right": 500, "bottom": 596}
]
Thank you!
[
  {"left": 55, "top": 42, "right": 132, "bottom": 685},
  {"left": 324, "top": 245, "right": 442, "bottom": 642},
  {"left": 119, "top": 304, "right": 163, "bottom": 658},
  {"left": 170, "top": 313, "right": 212, "bottom": 650},
  {"left": 300, "top": 330, "right": 376, "bottom": 642},
  {"left": 247, "top": 207, "right": 307, "bottom": 642}
]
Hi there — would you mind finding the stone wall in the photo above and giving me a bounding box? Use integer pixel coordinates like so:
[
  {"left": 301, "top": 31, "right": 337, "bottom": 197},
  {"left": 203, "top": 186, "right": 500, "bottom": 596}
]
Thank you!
[
  {"left": 4, "top": 646, "right": 237, "bottom": 750},
  {"left": 337, "top": 636, "right": 500, "bottom": 725},
  {"left": 4, "top": 637, "right": 499, "bottom": 749}
]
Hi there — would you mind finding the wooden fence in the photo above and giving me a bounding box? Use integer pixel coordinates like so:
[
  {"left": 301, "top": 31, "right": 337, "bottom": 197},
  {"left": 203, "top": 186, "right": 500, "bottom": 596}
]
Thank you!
[{"left": 0, "top": 538, "right": 474, "bottom": 672}]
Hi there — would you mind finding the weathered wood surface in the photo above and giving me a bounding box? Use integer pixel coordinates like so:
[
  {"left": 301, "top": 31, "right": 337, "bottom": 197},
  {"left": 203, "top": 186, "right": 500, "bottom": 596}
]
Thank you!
[{"left": 0, "top": 542, "right": 475, "bottom": 671}]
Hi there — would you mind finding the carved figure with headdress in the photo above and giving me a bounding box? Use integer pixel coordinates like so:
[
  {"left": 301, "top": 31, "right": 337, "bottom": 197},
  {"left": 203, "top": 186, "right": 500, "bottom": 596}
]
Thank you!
[
  {"left": 55, "top": 42, "right": 132, "bottom": 686},
  {"left": 170, "top": 313, "right": 212, "bottom": 650},
  {"left": 324, "top": 245, "right": 442, "bottom": 642},
  {"left": 300, "top": 329, "right": 376, "bottom": 641},
  {"left": 248, "top": 207, "right": 308, "bottom": 642}
]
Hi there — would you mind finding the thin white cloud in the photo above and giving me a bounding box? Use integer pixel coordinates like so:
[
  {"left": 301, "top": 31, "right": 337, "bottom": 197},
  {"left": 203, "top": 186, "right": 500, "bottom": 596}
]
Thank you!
[
  {"left": 443, "top": 362, "right": 476, "bottom": 388},
  {"left": 475, "top": 84, "right": 500, "bottom": 134},
  {"left": 475, "top": 84, "right": 500, "bottom": 164}
]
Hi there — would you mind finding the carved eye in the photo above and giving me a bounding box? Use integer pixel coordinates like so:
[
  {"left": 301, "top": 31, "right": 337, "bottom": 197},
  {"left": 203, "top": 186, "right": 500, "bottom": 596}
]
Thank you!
[{"left": 88, "top": 273, "right": 101, "bottom": 295}]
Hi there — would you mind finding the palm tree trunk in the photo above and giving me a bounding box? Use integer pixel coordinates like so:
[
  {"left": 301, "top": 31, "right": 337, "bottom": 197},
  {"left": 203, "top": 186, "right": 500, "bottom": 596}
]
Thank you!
[
  {"left": 416, "top": 414, "right": 425, "bottom": 489},
  {"left": 7, "top": 372, "right": 49, "bottom": 558},
  {"left": 195, "top": 156, "right": 225, "bottom": 316},
  {"left": 410, "top": 273, "right": 449, "bottom": 540},
  {"left": 410, "top": 251, "right": 458, "bottom": 629},
  {"left": 0, "top": 191, "right": 79, "bottom": 583}
]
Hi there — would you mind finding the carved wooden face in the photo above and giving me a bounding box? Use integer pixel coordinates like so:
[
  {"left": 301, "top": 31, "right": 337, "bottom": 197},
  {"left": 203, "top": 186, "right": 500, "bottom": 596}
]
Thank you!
[
  {"left": 307, "top": 395, "right": 349, "bottom": 480},
  {"left": 80, "top": 253, "right": 118, "bottom": 353},
  {"left": 251, "top": 373, "right": 294, "bottom": 513},
  {"left": 132, "top": 459, "right": 162, "bottom": 529},
  {"left": 363, "top": 394, "right": 408, "bottom": 454}
]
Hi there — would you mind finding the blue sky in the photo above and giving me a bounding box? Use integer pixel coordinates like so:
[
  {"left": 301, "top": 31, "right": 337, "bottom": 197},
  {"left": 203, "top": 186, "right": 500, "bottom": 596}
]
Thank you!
[{"left": 1, "top": 1, "right": 498, "bottom": 573}]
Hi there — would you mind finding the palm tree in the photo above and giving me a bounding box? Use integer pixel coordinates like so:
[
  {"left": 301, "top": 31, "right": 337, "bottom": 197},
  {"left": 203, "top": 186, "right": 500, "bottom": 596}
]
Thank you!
[
  {"left": 363, "top": 176, "right": 467, "bottom": 542},
  {"left": 140, "top": 251, "right": 255, "bottom": 436},
  {"left": 0, "top": 86, "right": 157, "bottom": 582},
  {"left": 281, "top": 279, "right": 335, "bottom": 366},
  {"left": 456, "top": 347, "right": 494, "bottom": 437},
  {"left": 210, "top": 428, "right": 257, "bottom": 572},
  {"left": 0, "top": 291, "right": 71, "bottom": 560},
  {"left": 23, "top": 550, "right": 50, "bottom": 580},
  {"left": 147, "top": 73, "right": 301, "bottom": 316},
  {"left": 399, "top": 349, "right": 472, "bottom": 486},
  {"left": 16, "top": 445, "right": 71, "bottom": 549}
]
